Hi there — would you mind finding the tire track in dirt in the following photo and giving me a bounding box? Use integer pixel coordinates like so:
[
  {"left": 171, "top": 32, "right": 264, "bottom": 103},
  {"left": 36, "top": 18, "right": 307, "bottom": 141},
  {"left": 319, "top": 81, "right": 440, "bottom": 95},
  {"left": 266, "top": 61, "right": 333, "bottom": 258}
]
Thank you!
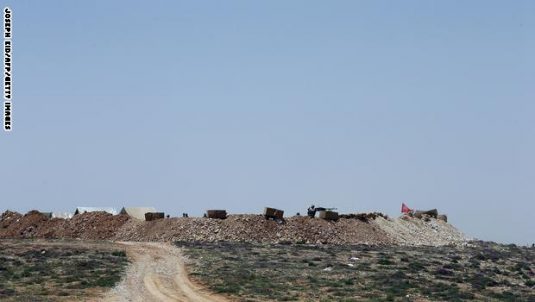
[{"left": 102, "top": 242, "right": 229, "bottom": 302}]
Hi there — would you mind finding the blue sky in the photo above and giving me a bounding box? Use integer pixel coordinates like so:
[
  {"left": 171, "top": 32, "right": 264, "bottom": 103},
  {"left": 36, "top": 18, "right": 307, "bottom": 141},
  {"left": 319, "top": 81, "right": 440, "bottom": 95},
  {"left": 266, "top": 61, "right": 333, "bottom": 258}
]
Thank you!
[{"left": 2, "top": 1, "right": 534, "bottom": 244}]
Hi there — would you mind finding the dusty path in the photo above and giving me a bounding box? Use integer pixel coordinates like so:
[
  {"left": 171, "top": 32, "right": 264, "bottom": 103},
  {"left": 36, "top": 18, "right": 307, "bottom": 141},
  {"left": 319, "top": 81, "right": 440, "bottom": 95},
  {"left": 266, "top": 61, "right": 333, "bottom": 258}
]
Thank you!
[{"left": 102, "top": 242, "right": 230, "bottom": 302}]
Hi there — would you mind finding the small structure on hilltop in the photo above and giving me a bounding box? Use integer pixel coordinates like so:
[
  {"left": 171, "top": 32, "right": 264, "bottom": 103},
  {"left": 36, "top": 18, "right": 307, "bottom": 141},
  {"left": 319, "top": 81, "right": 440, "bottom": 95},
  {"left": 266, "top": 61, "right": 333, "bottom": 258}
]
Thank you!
[
  {"left": 145, "top": 212, "right": 165, "bottom": 221},
  {"left": 119, "top": 207, "right": 157, "bottom": 220},
  {"left": 401, "top": 203, "right": 447, "bottom": 222},
  {"left": 52, "top": 212, "right": 74, "bottom": 219},
  {"left": 40, "top": 212, "right": 53, "bottom": 219},
  {"left": 414, "top": 209, "right": 438, "bottom": 219},
  {"left": 307, "top": 205, "right": 337, "bottom": 218},
  {"left": 319, "top": 210, "right": 339, "bottom": 221},
  {"left": 437, "top": 214, "right": 448, "bottom": 222},
  {"left": 206, "top": 210, "right": 227, "bottom": 219},
  {"left": 74, "top": 207, "right": 118, "bottom": 216},
  {"left": 264, "top": 207, "right": 284, "bottom": 221}
]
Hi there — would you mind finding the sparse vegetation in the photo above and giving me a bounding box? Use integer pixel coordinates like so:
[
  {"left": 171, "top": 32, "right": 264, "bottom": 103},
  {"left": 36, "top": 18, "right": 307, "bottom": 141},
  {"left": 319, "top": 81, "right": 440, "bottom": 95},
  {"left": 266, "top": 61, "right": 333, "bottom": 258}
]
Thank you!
[
  {"left": 178, "top": 240, "right": 535, "bottom": 301},
  {"left": 0, "top": 240, "right": 128, "bottom": 301}
]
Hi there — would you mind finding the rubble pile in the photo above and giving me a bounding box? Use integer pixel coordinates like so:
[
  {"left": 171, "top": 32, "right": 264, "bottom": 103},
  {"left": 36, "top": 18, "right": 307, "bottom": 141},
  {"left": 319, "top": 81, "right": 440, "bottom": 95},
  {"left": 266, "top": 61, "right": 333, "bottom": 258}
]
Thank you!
[
  {"left": 0, "top": 210, "right": 49, "bottom": 238},
  {"left": 113, "top": 215, "right": 396, "bottom": 245},
  {"left": 339, "top": 212, "right": 388, "bottom": 222},
  {"left": 0, "top": 210, "right": 23, "bottom": 230},
  {"left": 0, "top": 211, "right": 130, "bottom": 240},
  {"left": 0, "top": 210, "right": 469, "bottom": 246},
  {"left": 372, "top": 215, "right": 469, "bottom": 246},
  {"left": 39, "top": 212, "right": 130, "bottom": 240}
]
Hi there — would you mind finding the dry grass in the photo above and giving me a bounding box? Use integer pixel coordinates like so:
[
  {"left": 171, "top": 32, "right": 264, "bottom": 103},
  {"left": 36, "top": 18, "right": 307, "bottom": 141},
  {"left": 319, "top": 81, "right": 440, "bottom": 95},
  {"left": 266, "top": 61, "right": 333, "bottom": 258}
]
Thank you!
[
  {"left": 0, "top": 239, "right": 128, "bottom": 301},
  {"left": 179, "top": 241, "right": 535, "bottom": 301}
]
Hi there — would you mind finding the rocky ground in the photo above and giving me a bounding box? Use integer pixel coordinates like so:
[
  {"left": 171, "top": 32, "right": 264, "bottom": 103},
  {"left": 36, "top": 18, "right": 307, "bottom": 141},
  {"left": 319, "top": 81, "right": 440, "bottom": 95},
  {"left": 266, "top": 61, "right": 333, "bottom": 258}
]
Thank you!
[{"left": 0, "top": 210, "right": 468, "bottom": 246}]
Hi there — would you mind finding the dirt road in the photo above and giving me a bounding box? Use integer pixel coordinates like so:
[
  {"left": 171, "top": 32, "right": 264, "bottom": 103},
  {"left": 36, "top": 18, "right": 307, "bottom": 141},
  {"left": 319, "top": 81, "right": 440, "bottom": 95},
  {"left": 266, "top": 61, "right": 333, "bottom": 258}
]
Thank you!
[{"left": 102, "top": 242, "right": 229, "bottom": 302}]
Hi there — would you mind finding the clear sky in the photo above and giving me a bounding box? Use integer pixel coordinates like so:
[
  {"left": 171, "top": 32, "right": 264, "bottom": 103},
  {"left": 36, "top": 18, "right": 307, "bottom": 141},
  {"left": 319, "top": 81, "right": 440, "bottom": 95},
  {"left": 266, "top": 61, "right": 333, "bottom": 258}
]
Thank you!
[{"left": 2, "top": 1, "right": 534, "bottom": 244}]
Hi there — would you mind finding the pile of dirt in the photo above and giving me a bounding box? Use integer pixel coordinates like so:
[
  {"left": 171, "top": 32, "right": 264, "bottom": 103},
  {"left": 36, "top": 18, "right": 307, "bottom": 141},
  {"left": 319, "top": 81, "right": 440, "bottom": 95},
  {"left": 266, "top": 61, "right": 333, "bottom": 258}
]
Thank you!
[
  {"left": 39, "top": 212, "right": 131, "bottom": 240},
  {"left": 0, "top": 210, "right": 130, "bottom": 240},
  {"left": 0, "top": 210, "right": 49, "bottom": 238},
  {"left": 0, "top": 210, "right": 468, "bottom": 246},
  {"left": 113, "top": 215, "right": 395, "bottom": 245},
  {"left": 372, "top": 215, "right": 469, "bottom": 246},
  {"left": 339, "top": 212, "right": 388, "bottom": 222},
  {"left": 0, "top": 210, "right": 23, "bottom": 229},
  {"left": 114, "top": 214, "right": 467, "bottom": 246}
]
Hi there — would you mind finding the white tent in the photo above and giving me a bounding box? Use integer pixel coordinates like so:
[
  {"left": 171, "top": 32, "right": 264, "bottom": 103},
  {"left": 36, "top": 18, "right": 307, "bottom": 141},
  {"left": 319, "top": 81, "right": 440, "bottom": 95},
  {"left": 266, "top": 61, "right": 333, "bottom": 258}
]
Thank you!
[
  {"left": 52, "top": 212, "right": 74, "bottom": 219},
  {"left": 74, "top": 207, "right": 118, "bottom": 215},
  {"left": 119, "top": 207, "right": 157, "bottom": 220}
]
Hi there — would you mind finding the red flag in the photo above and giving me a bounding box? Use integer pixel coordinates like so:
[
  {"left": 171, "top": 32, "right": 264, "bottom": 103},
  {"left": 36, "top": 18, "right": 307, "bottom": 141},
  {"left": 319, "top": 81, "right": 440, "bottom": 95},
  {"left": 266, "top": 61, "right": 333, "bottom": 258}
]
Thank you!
[{"left": 401, "top": 203, "right": 412, "bottom": 214}]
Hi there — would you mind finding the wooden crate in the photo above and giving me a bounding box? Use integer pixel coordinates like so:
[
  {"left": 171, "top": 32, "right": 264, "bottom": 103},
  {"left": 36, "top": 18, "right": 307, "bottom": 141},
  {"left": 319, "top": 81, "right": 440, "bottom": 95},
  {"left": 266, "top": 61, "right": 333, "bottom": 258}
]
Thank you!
[
  {"left": 145, "top": 212, "right": 165, "bottom": 221},
  {"left": 263, "top": 207, "right": 284, "bottom": 220},
  {"left": 319, "top": 210, "right": 339, "bottom": 221},
  {"left": 206, "top": 210, "right": 227, "bottom": 219}
]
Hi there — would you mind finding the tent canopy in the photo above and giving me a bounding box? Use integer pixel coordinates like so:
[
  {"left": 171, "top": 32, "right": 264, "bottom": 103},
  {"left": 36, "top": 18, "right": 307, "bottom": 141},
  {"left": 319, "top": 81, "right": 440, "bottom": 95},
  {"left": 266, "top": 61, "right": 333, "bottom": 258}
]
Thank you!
[
  {"left": 120, "top": 207, "right": 157, "bottom": 220},
  {"left": 74, "top": 207, "right": 118, "bottom": 215}
]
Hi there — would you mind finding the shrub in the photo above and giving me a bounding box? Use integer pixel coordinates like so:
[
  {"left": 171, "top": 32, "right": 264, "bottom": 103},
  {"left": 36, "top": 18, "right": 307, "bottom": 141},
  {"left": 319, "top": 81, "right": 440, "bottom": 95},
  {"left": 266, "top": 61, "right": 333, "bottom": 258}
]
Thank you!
[
  {"left": 469, "top": 274, "right": 498, "bottom": 290},
  {"left": 112, "top": 250, "right": 126, "bottom": 257},
  {"left": 378, "top": 258, "right": 393, "bottom": 265},
  {"left": 435, "top": 268, "right": 454, "bottom": 277}
]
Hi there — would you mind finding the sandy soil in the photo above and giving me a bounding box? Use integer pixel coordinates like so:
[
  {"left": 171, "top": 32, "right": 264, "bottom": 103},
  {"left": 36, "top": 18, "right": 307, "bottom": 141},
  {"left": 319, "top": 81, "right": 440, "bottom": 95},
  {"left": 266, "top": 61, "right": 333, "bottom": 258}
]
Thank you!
[{"left": 102, "top": 242, "right": 229, "bottom": 302}]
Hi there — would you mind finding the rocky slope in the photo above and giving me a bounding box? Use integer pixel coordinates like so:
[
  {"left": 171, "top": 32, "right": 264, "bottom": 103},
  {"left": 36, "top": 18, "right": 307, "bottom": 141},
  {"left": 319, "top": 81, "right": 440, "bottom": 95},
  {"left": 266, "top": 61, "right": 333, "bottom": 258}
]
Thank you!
[{"left": 0, "top": 210, "right": 468, "bottom": 246}]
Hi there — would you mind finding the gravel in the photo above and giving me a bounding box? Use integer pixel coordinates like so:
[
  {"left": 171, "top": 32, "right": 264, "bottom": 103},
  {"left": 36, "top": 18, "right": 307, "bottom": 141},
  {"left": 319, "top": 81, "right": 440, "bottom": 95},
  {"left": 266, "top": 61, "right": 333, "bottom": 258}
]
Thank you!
[
  {"left": 0, "top": 210, "right": 469, "bottom": 246},
  {"left": 372, "top": 215, "right": 469, "bottom": 246},
  {"left": 113, "top": 215, "right": 396, "bottom": 245}
]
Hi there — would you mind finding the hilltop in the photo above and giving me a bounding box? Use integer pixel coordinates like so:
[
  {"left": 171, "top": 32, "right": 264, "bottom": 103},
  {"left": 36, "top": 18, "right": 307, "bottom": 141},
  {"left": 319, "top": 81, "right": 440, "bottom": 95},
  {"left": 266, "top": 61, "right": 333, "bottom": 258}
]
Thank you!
[{"left": 0, "top": 210, "right": 467, "bottom": 246}]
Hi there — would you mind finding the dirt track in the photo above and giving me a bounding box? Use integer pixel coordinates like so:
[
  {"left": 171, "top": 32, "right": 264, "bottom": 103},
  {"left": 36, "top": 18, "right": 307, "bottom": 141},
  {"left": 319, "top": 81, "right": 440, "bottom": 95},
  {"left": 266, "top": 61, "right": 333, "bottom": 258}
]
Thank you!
[{"left": 102, "top": 242, "right": 229, "bottom": 302}]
